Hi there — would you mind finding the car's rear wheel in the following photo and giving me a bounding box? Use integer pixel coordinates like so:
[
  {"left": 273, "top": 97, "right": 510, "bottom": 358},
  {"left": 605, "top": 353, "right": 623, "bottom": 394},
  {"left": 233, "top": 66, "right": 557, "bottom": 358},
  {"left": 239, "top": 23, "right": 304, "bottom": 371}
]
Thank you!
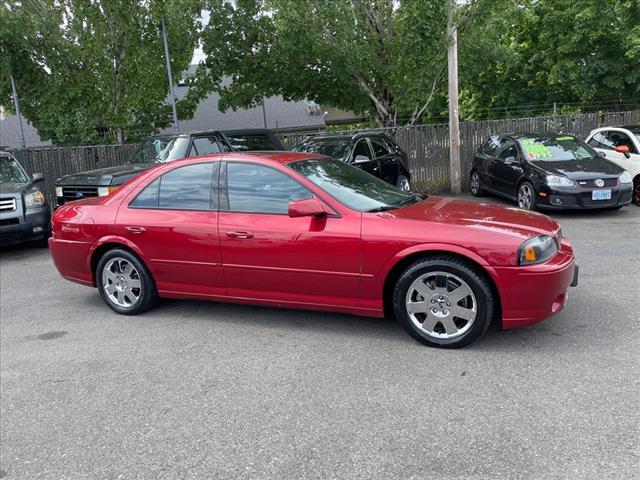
[
  {"left": 470, "top": 170, "right": 484, "bottom": 197},
  {"left": 393, "top": 256, "right": 494, "bottom": 348},
  {"left": 633, "top": 177, "right": 640, "bottom": 205},
  {"left": 517, "top": 181, "right": 536, "bottom": 211},
  {"left": 96, "top": 249, "right": 157, "bottom": 315},
  {"left": 396, "top": 174, "right": 411, "bottom": 192}
]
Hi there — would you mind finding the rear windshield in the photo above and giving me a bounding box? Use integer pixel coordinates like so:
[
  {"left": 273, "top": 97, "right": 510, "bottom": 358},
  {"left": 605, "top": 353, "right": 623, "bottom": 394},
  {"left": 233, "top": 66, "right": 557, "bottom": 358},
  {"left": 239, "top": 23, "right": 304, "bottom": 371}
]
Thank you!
[
  {"left": 292, "top": 139, "right": 351, "bottom": 159},
  {"left": 130, "top": 136, "right": 190, "bottom": 164},
  {"left": 224, "top": 134, "right": 279, "bottom": 151},
  {"left": 517, "top": 136, "right": 597, "bottom": 161},
  {"left": 0, "top": 156, "right": 28, "bottom": 184}
]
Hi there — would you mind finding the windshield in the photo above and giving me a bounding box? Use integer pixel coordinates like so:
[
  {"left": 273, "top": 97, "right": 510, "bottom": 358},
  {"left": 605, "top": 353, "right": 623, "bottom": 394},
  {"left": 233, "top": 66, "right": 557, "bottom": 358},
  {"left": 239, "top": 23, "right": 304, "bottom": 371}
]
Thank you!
[
  {"left": 0, "top": 156, "right": 29, "bottom": 184},
  {"left": 518, "top": 136, "right": 597, "bottom": 161},
  {"left": 292, "top": 139, "right": 351, "bottom": 159},
  {"left": 288, "top": 158, "right": 419, "bottom": 212},
  {"left": 224, "top": 133, "right": 278, "bottom": 151},
  {"left": 130, "top": 136, "right": 190, "bottom": 164}
]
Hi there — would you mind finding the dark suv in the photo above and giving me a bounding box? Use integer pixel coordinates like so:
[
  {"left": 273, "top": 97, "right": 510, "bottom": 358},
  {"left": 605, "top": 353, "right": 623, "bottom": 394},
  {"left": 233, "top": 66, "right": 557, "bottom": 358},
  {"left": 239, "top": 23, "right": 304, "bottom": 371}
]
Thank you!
[
  {"left": 291, "top": 133, "right": 411, "bottom": 191},
  {"left": 0, "top": 151, "right": 50, "bottom": 246},
  {"left": 56, "top": 129, "right": 285, "bottom": 205}
]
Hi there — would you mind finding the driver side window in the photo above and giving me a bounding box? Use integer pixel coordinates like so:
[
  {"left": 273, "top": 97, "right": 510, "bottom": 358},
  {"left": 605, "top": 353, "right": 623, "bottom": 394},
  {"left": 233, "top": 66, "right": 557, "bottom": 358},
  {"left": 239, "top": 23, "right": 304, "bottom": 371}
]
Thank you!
[
  {"left": 351, "top": 139, "right": 372, "bottom": 162},
  {"left": 498, "top": 141, "right": 518, "bottom": 161}
]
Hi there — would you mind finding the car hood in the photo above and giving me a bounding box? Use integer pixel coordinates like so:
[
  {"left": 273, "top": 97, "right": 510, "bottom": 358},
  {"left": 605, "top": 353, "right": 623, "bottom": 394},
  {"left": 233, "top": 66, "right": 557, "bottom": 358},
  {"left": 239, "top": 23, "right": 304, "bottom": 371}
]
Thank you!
[
  {"left": 56, "top": 163, "right": 155, "bottom": 186},
  {"left": 379, "top": 196, "right": 559, "bottom": 240},
  {"left": 0, "top": 181, "right": 32, "bottom": 195},
  {"left": 531, "top": 157, "right": 623, "bottom": 179}
]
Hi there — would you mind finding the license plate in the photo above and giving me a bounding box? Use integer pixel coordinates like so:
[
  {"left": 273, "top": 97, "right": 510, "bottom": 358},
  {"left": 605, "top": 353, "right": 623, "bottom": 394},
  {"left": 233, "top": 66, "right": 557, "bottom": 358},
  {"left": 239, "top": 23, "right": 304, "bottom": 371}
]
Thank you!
[{"left": 592, "top": 189, "right": 611, "bottom": 200}]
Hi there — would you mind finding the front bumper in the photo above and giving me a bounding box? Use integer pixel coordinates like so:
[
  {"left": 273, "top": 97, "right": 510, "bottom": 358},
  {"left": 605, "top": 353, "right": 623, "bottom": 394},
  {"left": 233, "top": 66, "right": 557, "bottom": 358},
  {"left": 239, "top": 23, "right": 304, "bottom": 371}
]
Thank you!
[
  {"left": 494, "top": 249, "right": 577, "bottom": 329},
  {"left": 0, "top": 206, "right": 51, "bottom": 245},
  {"left": 537, "top": 184, "right": 633, "bottom": 209}
]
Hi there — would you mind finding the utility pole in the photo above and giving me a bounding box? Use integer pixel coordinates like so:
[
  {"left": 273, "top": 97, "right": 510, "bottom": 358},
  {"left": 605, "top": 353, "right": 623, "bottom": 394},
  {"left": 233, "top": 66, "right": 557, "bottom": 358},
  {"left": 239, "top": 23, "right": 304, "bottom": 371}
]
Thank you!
[
  {"left": 10, "top": 75, "right": 26, "bottom": 149},
  {"left": 161, "top": 18, "right": 179, "bottom": 132},
  {"left": 447, "top": 0, "right": 461, "bottom": 195},
  {"left": 261, "top": 97, "right": 268, "bottom": 128}
]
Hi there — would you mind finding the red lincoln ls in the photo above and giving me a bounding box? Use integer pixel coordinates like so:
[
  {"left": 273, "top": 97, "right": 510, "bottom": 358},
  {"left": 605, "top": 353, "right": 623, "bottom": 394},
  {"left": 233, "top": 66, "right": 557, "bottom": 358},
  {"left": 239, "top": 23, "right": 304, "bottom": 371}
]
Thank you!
[{"left": 49, "top": 152, "right": 578, "bottom": 348}]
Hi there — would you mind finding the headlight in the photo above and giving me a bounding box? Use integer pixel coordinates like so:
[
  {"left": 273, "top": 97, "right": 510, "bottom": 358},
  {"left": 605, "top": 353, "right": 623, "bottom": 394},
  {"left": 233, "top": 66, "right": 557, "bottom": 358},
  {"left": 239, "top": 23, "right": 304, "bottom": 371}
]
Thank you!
[
  {"left": 619, "top": 171, "right": 632, "bottom": 184},
  {"left": 55, "top": 186, "right": 63, "bottom": 197},
  {"left": 25, "top": 190, "right": 45, "bottom": 209},
  {"left": 97, "top": 186, "right": 120, "bottom": 196},
  {"left": 518, "top": 235, "right": 558, "bottom": 265},
  {"left": 546, "top": 175, "right": 575, "bottom": 187}
]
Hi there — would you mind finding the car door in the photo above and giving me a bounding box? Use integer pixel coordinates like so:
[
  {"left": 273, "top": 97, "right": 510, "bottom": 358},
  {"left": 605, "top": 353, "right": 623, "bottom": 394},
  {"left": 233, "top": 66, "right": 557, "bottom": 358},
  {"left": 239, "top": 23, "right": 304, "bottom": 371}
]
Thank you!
[
  {"left": 370, "top": 137, "right": 398, "bottom": 184},
  {"left": 475, "top": 135, "right": 501, "bottom": 190},
  {"left": 589, "top": 130, "right": 640, "bottom": 176},
  {"left": 218, "top": 161, "right": 361, "bottom": 307},
  {"left": 349, "top": 138, "right": 381, "bottom": 178},
  {"left": 492, "top": 140, "right": 524, "bottom": 198},
  {"left": 116, "top": 161, "right": 225, "bottom": 296}
]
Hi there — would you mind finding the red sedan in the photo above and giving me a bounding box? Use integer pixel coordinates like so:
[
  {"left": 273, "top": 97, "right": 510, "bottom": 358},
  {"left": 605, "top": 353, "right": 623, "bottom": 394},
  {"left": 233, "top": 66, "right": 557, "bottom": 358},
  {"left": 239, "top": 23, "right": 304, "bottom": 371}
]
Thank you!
[{"left": 49, "top": 152, "right": 578, "bottom": 348}]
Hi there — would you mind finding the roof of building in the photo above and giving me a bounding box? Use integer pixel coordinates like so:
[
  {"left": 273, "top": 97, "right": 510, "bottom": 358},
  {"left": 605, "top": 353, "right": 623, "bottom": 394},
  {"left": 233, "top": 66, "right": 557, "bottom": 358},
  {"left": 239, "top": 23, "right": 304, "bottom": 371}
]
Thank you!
[{"left": 0, "top": 113, "right": 52, "bottom": 150}]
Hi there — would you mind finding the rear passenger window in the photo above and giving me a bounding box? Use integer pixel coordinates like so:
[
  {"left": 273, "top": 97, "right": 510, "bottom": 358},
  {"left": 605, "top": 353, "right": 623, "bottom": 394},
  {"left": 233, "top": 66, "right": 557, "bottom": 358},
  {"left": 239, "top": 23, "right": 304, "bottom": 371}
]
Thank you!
[
  {"left": 130, "top": 163, "right": 217, "bottom": 210},
  {"left": 371, "top": 139, "right": 390, "bottom": 157},
  {"left": 130, "top": 178, "right": 160, "bottom": 208},
  {"left": 190, "top": 137, "right": 222, "bottom": 156},
  {"left": 481, "top": 136, "right": 500, "bottom": 156}
]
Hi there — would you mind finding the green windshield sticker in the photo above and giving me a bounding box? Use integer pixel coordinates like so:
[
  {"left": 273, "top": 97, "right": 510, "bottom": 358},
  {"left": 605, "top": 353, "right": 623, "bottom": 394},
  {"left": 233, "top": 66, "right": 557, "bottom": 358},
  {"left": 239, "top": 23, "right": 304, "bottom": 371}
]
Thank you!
[
  {"left": 555, "top": 136, "right": 574, "bottom": 141},
  {"left": 522, "top": 141, "right": 553, "bottom": 159}
]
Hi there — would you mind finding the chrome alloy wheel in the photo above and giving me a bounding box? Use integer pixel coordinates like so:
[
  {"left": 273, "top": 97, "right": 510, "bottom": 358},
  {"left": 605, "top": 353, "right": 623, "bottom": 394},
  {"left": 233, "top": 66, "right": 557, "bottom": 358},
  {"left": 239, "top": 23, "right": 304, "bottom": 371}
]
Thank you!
[
  {"left": 399, "top": 176, "right": 411, "bottom": 192},
  {"left": 102, "top": 257, "right": 142, "bottom": 308},
  {"left": 405, "top": 271, "right": 477, "bottom": 340},
  {"left": 518, "top": 183, "right": 533, "bottom": 210},
  {"left": 470, "top": 171, "right": 480, "bottom": 195}
]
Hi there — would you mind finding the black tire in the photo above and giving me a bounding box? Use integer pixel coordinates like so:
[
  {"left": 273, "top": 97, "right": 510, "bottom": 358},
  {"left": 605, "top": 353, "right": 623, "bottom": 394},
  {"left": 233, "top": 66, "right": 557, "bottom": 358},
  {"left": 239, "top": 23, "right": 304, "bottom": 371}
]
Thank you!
[
  {"left": 396, "top": 173, "right": 411, "bottom": 192},
  {"left": 517, "top": 181, "right": 536, "bottom": 211},
  {"left": 392, "top": 255, "right": 494, "bottom": 348},
  {"left": 470, "top": 170, "right": 484, "bottom": 197},
  {"left": 96, "top": 248, "right": 157, "bottom": 315},
  {"left": 633, "top": 177, "right": 640, "bottom": 205}
]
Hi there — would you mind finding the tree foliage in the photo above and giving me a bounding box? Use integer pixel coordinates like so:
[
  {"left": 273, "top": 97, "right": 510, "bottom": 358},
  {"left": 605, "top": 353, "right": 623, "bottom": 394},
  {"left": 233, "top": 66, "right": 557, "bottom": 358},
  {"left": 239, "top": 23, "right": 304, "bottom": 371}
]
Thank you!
[
  {"left": 1, "top": 0, "right": 202, "bottom": 145},
  {"left": 187, "top": 0, "right": 449, "bottom": 128}
]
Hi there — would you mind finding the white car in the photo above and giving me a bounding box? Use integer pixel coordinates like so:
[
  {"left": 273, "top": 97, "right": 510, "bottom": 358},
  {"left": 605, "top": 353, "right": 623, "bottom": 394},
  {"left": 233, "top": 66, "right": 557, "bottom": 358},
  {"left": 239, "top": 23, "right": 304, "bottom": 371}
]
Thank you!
[{"left": 586, "top": 126, "right": 640, "bottom": 204}]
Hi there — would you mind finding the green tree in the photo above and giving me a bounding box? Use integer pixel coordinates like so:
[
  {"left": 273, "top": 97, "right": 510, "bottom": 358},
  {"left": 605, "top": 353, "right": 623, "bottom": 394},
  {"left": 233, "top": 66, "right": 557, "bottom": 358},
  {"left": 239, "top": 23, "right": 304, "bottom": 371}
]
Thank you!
[
  {"left": 1, "top": 0, "right": 202, "bottom": 145},
  {"left": 188, "top": 0, "right": 451, "bottom": 128},
  {"left": 459, "top": 0, "right": 640, "bottom": 119}
]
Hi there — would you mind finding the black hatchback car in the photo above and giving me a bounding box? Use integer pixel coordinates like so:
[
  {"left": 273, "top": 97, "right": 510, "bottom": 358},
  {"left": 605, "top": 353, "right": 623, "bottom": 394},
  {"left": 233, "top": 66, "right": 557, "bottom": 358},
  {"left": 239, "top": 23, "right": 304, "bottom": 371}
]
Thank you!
[
  {"left": 470, "top": 133, "right": 634, "bottom": 210},
  {"left": 291, "top": 133, "right": 411, "bottom": 191}
]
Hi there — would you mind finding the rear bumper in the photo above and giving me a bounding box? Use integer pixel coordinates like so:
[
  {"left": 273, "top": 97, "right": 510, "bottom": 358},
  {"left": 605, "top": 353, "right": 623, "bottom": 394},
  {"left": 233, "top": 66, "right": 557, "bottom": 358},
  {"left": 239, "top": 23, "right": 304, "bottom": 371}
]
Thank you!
[
  {"left": 48, "top": 236, "right": 94, "bottom": 286},
  {"left": 494, "top": 250, "right": 577, "bottom": 329},
  {"left": 0, "top": 207, "right": 50, "bottom": 245}
]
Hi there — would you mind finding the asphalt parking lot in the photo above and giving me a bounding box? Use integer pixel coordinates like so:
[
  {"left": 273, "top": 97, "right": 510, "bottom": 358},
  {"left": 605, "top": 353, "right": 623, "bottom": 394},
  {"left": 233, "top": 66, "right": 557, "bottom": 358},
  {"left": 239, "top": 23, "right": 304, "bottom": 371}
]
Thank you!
[{"left": 1, "top": 198, "right": 639, "bottom": 480}]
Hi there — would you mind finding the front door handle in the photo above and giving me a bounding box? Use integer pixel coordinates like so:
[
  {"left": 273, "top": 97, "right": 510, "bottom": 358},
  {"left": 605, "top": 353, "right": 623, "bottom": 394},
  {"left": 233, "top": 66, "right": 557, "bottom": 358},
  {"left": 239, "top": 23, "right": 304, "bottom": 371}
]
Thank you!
[
  {"left": 226, "top": 230, "right": 253, "bottom": 239},
  {"left": 125, "top": 226, "right": 146, "bottom": 234}
]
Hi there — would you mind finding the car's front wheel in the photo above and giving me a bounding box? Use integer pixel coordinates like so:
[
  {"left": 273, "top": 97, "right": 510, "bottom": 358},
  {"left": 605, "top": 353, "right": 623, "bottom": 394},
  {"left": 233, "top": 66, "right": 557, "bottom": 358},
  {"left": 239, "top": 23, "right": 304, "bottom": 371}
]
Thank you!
[
  {"left": 517, "top": 181, "right": 536, "bottom": 211},
  {"left": 96, "top": 248, "right": 157, "bottom": 315},
  {"left": 396, "top": 174, "right": 411, "bottom": 192},
  {"left": 393, "top": 256, "right": 494, "bottom": 348},
  {"left": 633, "top": 176, "right": 640, "bottom": 205},
  {"left": 470, "top": 170, "right": 483, "bottom": 197}
]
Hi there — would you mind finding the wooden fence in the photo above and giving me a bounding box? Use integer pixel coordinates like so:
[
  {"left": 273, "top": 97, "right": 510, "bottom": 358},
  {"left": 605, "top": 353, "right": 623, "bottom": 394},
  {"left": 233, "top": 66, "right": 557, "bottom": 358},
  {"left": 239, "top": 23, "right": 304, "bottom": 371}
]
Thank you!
[
  {"left": 10, "top": 144, "right": 138, "bottom": 207},
  {"left": 279, "top": 110, "right": 640, "bottom": 193},
  {"left": 8, "top": 110, "right": 640, "bottom": 205}
]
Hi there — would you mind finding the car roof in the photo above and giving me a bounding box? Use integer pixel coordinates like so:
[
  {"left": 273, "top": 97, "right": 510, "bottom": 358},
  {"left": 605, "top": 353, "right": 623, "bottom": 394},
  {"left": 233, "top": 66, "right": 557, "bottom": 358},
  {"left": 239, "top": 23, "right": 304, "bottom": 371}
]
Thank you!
[
  {"left": 302, "top": 131, "right": 394, "bottom": 142},
  {"left": 613, "top": 125, "right": 640, "bottom": 133},
  {"left": 499, "top": 132, "right": 577, "bottom": 140}
]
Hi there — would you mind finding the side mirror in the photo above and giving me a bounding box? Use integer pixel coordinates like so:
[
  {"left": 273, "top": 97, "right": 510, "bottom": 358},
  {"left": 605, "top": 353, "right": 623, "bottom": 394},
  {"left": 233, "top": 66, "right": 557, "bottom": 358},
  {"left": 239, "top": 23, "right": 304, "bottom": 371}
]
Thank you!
[
  {"left": 504, "top": 156, "right": 518, "bottom": 165},
  {"left": 288, "top": 197, "right": 327, "bottom": 218},
  {"left": 614, "top": 145, "right": 631, "bottom": 158},
  {"left": 354, "top": 154, "right": 370, "bottom": 164},
  {"left": 32, "top": 172, "right": 44, "bottom": 183}
]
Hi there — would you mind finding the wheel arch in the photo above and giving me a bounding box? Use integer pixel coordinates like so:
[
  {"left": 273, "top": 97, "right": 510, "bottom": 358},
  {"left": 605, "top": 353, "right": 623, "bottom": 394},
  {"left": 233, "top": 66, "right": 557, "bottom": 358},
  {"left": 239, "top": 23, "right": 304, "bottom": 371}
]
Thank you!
[
  {"left": 380, "top": 245, "right": 502, "bottom": 323},
  {"left": 88, "top": 236, "right": 148, "bottom": 284}
]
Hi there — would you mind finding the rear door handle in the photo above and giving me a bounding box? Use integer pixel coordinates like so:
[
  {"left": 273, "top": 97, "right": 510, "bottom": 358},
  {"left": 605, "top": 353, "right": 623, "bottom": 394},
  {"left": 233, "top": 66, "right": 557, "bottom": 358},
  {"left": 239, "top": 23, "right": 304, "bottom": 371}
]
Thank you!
[
  {"left": 125, "top": 226, "right": 146, "bottom": 234},
  {"left": 226, "top": 230, "right": 253, "bottom": 239}
]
